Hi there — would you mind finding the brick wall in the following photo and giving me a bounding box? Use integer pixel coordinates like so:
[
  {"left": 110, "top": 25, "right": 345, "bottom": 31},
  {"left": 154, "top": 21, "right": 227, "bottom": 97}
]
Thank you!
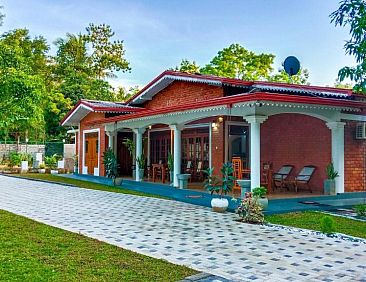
[
  {"left": 144, "top": 81, "right": 223, "bottom": 110},
  {"left": 261, "top": 114, "right": 331, "bottom": 192},
  {"left": 79, "top": 112, "right": 106, "bottom": 176},
  {"left": 211, "top": 119, "right": 225, "bottom": 175},
  {"left": 344, "top": 121, "right": 366, "bottom": 191}
]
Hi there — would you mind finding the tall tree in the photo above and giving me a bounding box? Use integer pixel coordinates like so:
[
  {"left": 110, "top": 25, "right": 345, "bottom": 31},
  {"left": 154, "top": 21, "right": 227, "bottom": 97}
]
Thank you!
[
  {"left": 331, "top": 0, "right": 366, "bottom": 93},
  {"left": 53, "top": 24, "right": 131, "bottom": 104},
  {"left": 269, "top": 68, "right": 310, "bottom": 84},
  {"left": 200, "top": 43, "right": 275, "bottom": 80},
  {"left": 173, "top": 59, "right": 200, "bottom": 73},
  {"left": 0, "top": 29, "right": 48, "bottom": 141}
]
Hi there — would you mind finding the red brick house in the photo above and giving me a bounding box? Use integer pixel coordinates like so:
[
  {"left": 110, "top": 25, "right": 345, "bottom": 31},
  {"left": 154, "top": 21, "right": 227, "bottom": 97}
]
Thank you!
[{"left": 61, "top": 70, "right": 366, "bottom": 194}]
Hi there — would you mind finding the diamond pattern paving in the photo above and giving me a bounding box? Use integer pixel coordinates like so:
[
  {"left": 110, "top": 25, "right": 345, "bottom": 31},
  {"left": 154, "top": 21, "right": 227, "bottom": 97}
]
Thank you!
[{"left": 0, "top": 175, "right": 365, "bottom": 282}]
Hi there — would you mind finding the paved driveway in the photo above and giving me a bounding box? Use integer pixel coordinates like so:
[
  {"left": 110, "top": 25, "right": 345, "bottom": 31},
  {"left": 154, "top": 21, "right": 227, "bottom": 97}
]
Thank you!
[{"left": 0, "top": 175, "right": 365, "bottom": 282}]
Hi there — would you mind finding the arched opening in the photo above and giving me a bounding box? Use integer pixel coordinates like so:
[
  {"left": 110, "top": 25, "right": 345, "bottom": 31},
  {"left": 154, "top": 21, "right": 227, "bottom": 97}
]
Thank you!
[{"left": 261, "top": 113, "right": 331, "bottom": 193}]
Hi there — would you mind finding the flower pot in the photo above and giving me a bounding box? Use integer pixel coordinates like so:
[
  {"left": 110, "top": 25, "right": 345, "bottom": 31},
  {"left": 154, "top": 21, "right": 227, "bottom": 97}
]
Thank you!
[
  {"left": 236, "top": 179, "right": 251, "bottom": 198},
  {"left": 211, "top": 198, "right": 229, "bottom": 213},
  {"left": 50, "top": 169, "right": 59, "bottom": 175},
  {"left": 38, "top": 169, "right": 46, "bottom": 174},
  {"left": 20, "top": 161, "right": 28, "bottom": 173},
  {"left": 256, "top": 197, "right": 269, "bottom": 210},
  {"left": 113, "top": 177, "right": 123, "bottom": 186},
  {"left": 324, "top": 179, "right": 336, "bottom": 195}
]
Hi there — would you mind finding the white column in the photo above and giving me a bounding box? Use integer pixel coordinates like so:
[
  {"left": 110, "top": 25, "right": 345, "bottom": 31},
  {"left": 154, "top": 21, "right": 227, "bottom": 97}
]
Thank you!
[
  {"left": 106, "top": 131, "right": 115, "bottom": 150},
  {"left": 133, "top": 128, "right": 145, "bottom": 181},
  {"left": 244, "top": 115, "right": 268, "bottom": 190},
  {"left": 327, "top": 122, "right": 345, "bottom": 193},
  {"left": 170, "top": 124, "right": 183, "bottom": 187}
]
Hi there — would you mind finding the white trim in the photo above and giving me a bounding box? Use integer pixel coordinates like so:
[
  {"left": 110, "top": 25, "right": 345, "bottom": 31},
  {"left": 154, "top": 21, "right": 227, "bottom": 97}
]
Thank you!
[
  {"left": 341, "top": 113, "right": 366, "bottom": 122},
  {"left": 61, "top": 104, "right": 93, "bottom": 126},
  {"left": 225, "top": 121, "right": 249, "bottom": 163},
  {"left": 82, "top": 128, "right": 100, "bottom": 176}
]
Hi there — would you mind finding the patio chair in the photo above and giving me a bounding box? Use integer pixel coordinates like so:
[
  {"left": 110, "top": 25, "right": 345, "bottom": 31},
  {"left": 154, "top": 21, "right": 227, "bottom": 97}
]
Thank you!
[
  {"left": 292, "top": 165, "right": 316, "bottom": 193},
  {"left": 273, "top": 165, "right": 294, "bottom": 190},
  {"left": 192, "top": 161, "right": 204, "bottom": 182}
]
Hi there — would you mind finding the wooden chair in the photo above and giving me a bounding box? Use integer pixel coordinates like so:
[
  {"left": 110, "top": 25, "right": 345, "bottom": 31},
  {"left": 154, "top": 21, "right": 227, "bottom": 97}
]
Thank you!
[
  {"left": 290, "top": 165, "right": 316, "bottom": 193},
  {"left": 192, "top": 161, "right": 204, "bottom": 181},
  {"left": 261, "top": 162, "right": 273, "bottom": 192},
  {"left": 273, "top": 165, "right": 294, "bottom": 190},
  {"left": 232, "top": 157, "right": 250, "bottom": 192}
]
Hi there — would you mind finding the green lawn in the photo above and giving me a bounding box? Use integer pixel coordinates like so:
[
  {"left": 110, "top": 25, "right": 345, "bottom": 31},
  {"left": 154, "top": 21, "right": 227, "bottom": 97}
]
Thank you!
[
  {"left": 13, "top": 173, "right": 168, "bottom": 200},
  {"left": 0, "top": 210, "right": 196, "bottom": 282},
  {"left": 266, "top": 211, "right": 366, "bottom": 239}
]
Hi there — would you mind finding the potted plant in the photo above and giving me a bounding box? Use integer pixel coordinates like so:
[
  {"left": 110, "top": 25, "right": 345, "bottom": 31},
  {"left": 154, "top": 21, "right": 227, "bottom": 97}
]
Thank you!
[
  {"left": 204, "top": 163, "right": 235, "bottom": 213},
  {"left": 167, "top": 153, "right": 174, "bottom": 183},
  {"left": 252, "top": 186, "right": 268, "bottom": 209},
  {"left": 324, "top": 162, "right": 338, "bottom": 195},
  {"left": 123, "top": 138, "right": 135, "bottom": 177},
  {"left": 136, "top": 154, "right": 145, "bottom": 181},
  {"left": 73, "top": 154, "right": 78, "bottom": 174},
  {"left": 20, "top": 153, "right": 31, "bottom": 173},
  {"left": 103, "top": 148, "right": 122, "bottom": 186},
  {"left": 39, "top": 163, "right": 46, "bottom": 174},
  {"left": 237, "top": 192, "right": 264, "bottom": 224}
]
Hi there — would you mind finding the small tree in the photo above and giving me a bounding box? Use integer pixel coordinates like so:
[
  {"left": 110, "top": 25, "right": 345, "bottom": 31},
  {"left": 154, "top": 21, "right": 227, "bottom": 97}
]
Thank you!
[
  {"left": 204, "top": 163, "right": 235, "bottom": 198},
  {"left": 103, "top": 148, "right": 119, "bottom": 185}
]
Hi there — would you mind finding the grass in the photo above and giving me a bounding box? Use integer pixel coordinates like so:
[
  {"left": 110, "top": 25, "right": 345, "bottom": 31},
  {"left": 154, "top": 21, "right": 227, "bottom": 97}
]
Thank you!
[
  {"left": 266, "top": 211, "right": 366, "bottom": 239},
  {"left": 0, "top": 210, "right": 196, "bottom": 282},
  {"left": 11, "top": 173, "right": 169, "bottom": 200}
]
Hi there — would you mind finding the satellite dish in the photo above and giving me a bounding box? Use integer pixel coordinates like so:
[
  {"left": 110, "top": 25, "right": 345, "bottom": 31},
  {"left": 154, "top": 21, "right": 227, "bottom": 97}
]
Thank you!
[{"left": 283, "top": 56, "right": 300, "bottom": 76}]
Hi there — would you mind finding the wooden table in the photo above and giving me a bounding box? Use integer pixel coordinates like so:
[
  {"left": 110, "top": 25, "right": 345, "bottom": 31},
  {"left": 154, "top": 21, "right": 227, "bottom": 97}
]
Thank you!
[{"left": 152, "top": 164, "right": 166, "bottom": 183}]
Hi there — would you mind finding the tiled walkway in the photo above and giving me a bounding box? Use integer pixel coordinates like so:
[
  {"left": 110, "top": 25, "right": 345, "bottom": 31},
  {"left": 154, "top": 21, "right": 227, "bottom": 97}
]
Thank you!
[{"left": 1, "top": 175, "right": 366, "bottom": 282}]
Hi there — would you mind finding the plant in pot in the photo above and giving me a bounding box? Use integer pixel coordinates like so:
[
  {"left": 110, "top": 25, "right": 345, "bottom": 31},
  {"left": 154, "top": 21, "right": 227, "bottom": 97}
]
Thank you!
[
  {"left": 123, "top": 138, "right": 135, "bottom": 177},
  {"left": 204, "top": 163, "right": 235, "bottom": 213},
  {"left": 136, "top": 154, "right": 146, "bottom": 181},
  {"left": 103, "top": 148, "right": 122, "bottom": 186},
  {"left": 38, "top": 163, "right": 46, "bottom": 174},
  {"left": 324, "top": 162, "right": 338, "bottom": 195},
  {"left": 252, "top": 186, "right": 268, "bottom": 210},
  {"left": 167, "top": 153, "right": 174, "bottom": 184}
]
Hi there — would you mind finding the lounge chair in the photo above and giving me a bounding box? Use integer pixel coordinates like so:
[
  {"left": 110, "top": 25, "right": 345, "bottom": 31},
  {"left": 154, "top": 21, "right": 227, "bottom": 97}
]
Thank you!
[
  {"left": 273, "top": 165, "right": 294, "bottom": 190},
  {"left": 291, "top": 165, "right": 316, "bottom": 193}
]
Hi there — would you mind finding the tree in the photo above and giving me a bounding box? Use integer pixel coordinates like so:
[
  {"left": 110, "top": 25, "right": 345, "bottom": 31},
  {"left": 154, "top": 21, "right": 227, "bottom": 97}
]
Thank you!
[
  {"left": 200, "top": 43, "right": 275, "bottom": 80},
  {"left": 0, "top": 29, "right": 48, "bottom": 141},
  {"left": 269, "top": 68, "right": 310, "bottom": 84},
  {"left": 331, "top": 0, "right": 366, "bottom": 93},
  {"left": 53, "top": 24, "right": 131, "bottom": 104},
  {"left": 114, "top": 85, "right": 140, "bottom": 102},
  {"left": 173, "top": 59, "right": 200, "bottom": 73}
]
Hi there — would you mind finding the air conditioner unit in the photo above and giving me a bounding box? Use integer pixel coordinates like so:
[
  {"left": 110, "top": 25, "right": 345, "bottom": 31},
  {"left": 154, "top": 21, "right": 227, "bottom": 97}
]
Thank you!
[{"left": 356, "top": 123, "right": 366, "bottom": 139}]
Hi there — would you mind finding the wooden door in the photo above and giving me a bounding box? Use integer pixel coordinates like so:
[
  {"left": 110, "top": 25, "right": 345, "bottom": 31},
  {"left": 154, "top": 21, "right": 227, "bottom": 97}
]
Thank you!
[{"left": 85, "top": 133, "right": 98, "bottom": 175}]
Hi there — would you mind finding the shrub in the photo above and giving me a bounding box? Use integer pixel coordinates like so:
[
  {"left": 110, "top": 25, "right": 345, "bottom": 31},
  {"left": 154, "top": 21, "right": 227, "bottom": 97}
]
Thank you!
[
  {"left": 44, "top": 154, "right": 58, "bottom": 170},
  {"left": 252, "top": 186, "right": 267, "bottom": 198},
  {"left": 320, "top": 216, "right": 336, "bottom": 235},
  {"left": 103, "top": 148, "right": 119, "bottom": 183},
  {"left": 353, "top": 204, "right": 366, "bottom": 217},
  {"left": 8, "top": 151, "right": 21, "bottom": 167},
  {"left": 204, "top": 163, "right": 235, "bottom": 198},
  {"left": 326, "top": 163, "right": 339, "bottom": 180},
  {"left": 237, "top": 192, "right": 264, "bottom": 224}
]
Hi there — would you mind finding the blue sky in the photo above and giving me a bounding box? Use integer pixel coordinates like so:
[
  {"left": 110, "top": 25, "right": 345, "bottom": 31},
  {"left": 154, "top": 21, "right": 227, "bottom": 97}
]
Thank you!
[{"left": 1, "top": 0, "right": 355, "bottom": 88}]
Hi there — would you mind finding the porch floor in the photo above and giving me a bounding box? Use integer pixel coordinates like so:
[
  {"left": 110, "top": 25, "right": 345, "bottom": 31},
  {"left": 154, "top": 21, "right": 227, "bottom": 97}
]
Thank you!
[{"left": 58, "top": 174, "right": 366, "bottom": 215}]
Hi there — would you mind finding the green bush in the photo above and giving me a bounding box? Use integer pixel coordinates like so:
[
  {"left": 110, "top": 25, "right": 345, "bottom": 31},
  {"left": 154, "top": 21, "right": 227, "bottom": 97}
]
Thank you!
[
  {"left": 353, "top": 204, "right": 366, "bottom": 217},
  {"left": 237, "top": 192, "right": 264, "bottom": 224},
  {"left": 8, "top": 151, "right": 21, "bottom": 167},
  {"left": 320, "top": 216, "right": 336, "bottom": 235},
  {"left": 252, "top": 186, "right": 267, "bottom": 198},
  {"left": 44, "top": 154, "right": 59, "bottom": 170}
]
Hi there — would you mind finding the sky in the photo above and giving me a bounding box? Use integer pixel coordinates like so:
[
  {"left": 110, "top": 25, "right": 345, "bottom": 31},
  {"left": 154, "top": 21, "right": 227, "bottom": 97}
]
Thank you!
[{"left": 1, "top": 0, "right": 355, "bottom": 89}]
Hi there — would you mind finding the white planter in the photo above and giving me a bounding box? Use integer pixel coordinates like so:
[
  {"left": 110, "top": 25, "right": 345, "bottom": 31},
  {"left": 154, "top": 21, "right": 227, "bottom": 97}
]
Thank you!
[
  {"left": 38, "top": 169, "right": 46, "bottom": 174},
  {"left": 57, "top": 160, "right": 65, "bottom": 169},
  {"left": 50, "top": 170, "right": 59, "bottom": 175},
  {"left": 211, "top": 198, "right": 229, "bottom": 213},
  {"left": 21, "top": 161, "right": 29, "bottom": 173}
]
